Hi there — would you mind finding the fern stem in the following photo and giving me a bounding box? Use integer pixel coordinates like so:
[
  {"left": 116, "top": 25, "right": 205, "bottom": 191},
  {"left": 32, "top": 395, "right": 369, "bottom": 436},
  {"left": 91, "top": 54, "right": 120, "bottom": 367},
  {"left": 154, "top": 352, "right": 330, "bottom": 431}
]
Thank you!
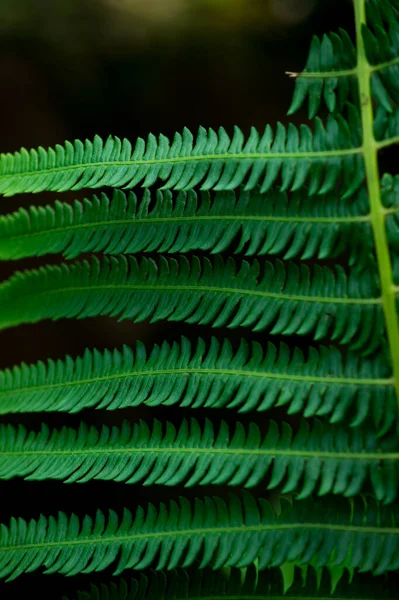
[
  {"left": 0, "top": 214, "right": 371, "bottom": 242},
  {"left": 286, "top": 55, "right": 399, "bottom": 80},
  {"left": 3, "top": 446, "right": 399, "bottom": 461},
  {"left": 370, "top": 56, "right": 399, "bottom": 73},
  {"left": 0, "top": 368, "right": 388, "bottom": 400},
  {"left": 2, "top": 522, "right": 398, "bottom": 554},
  {"left": 354, "top": 0, "right": 399, "bottom": 403},
  {"left": 0, "top": 283, "right": 381, "bottom": 308},
  {"left": 0, "top": 149, "right": 362, "bottom": 184},
  {"left": 286, "top": 68, "right": 357, "bottom": 79},
  {"left": 377, "top": 135, "right": 399, "bottom": 149}
]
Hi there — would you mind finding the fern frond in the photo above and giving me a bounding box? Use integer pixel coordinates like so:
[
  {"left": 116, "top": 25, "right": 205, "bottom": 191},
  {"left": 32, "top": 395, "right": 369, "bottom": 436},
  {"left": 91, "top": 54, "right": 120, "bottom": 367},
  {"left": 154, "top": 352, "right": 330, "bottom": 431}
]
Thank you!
[
  {"left": 0, "top": 337, "right": 393, "bottom": 431},
  {"left": 362, "top": 0, "right": 399, "bottom": 112},
  {"left": 354, "top": 0, "right": 399, "bottom": 405},
  {"left": 1, "top": 417, "right": 398, "bottom": 502},
  {"left": 379, "top": 173, "right": 399, "bottom": 209},
  {"left": 373, "top": 106, "right": 399, "bottom": 144},
  {"left": 0, "top": 255, "right": 384, "bottom": 352},
  {"left": 288, "top": 30, "right": 358, "bottom": 118},
  {"left": 66, "top": 565, "right": 397, "bottom": 600},
  {"left": 288, "top": 0, "right": 399, "bottom": 123},
  {"left": 288, "top": 0, "right": 399, "bottom": 118},
  {"left": 0, "top": 186, "right": 372, "bottom": 263},
  {"left": 381, "top": 175, "right": 399, "bottom": 261},
  {"left": 1, "top": 494, "right": 398, "bottom": 581},
  {"left": 0, "top": 117, "right": 364, "bottom": 198}
]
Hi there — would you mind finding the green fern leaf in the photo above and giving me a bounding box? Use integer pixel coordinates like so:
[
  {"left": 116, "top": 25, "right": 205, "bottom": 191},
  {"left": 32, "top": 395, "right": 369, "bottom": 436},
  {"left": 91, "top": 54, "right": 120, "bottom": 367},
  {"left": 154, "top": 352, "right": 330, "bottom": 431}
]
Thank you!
[
  {"left": 362, "top": 0, "right": 399, "bottom": 113},
  {"left": 288, "top": 0, "right": 399, "bottom": 118},
  {"left": 381, "top": 175, "right": 399, "bottom": 261},
  {"left": 374, "top": 106, "right": 399, "bottom": 144},
  {"left": 65, "top": 565, "right": 397, "bottom": 600},
  {"left": 288, "top": 29, "right": 358, "bottom": 118},
  {"left": 0, "top": 255, "right": 384, "bottom": 352},
  {"left": 0, "top": 0, "right": 398, "bottom": 593},
  {"left": 382, "top": 176, "right": 399, "bottom": 286},
  {"left": 0, "top": 494, "right": 398, "bottom": 581},
  {"left": 0, "top": 115, "right": 364, "bottom": 198},
  {"left": 1, "top": 417, "right": 398, "bottom": 502},
  {"left": 0, "top": 337, "right": 393, "bottom": 431},
  {"left": 0, "top": 186, "right": 372, "bottom": 263}
]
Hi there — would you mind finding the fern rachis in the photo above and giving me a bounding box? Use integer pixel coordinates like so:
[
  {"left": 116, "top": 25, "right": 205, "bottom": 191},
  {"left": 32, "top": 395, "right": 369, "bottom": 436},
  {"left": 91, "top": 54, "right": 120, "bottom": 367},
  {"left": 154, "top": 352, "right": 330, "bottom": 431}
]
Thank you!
[
  {"left": 353, "top": 0, "right": 399, "bottom": 401},
  {"left": 0, "top": 0, "right": 399, "bottom": 597}
]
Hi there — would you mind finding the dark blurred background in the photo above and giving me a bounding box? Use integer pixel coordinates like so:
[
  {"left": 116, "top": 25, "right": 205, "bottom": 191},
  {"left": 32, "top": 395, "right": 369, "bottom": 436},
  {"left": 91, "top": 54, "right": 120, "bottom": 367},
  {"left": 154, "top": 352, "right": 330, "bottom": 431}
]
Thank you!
[{"left": 0, "top": 1, "right": 356, "bottom": 597}]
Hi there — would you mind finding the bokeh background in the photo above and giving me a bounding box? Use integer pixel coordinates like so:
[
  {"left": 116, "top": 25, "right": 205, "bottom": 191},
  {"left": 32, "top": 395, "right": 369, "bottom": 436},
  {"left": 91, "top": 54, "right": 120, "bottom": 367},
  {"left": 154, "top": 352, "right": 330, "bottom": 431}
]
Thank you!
[{"left": 0, "top": 0, "right": 355, "bottom": 597}]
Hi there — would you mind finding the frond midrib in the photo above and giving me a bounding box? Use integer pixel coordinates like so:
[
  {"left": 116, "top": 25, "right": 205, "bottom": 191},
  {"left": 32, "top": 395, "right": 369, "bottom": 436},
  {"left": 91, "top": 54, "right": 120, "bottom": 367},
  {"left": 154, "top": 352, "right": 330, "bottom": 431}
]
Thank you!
[
  {"left": 288, "top": 55, "right": 399, "bottom": 80},
  {"left": 3, "top": 522, "right": 398, "bottom": 554},
  {"left": 0, "top": 148, "right": 362, "bottom": 181},
  {"left": 355, "top": 0, "right": 399, "bottom": 402},
  {"left": 0, "top": 367, "right": 390, "bottom": 400},
  {"left": 2, "top": 283, "right": 381, "bottom": 306},
  {"left": 378, "top": 135, "right": 399, "bottom": 149},
  {"left": 3, "top": 445, "right": 397, "bottom": 461},
  {"left": 0, "top": 214, "right": 371, "bottom": 244}
]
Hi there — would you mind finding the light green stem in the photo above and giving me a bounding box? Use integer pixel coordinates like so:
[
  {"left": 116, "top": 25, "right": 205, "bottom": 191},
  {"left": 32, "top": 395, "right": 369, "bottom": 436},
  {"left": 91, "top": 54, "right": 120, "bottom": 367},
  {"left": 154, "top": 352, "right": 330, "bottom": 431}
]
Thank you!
[{"left": 354, "top": 0, "right": 399, "bottom": 404}]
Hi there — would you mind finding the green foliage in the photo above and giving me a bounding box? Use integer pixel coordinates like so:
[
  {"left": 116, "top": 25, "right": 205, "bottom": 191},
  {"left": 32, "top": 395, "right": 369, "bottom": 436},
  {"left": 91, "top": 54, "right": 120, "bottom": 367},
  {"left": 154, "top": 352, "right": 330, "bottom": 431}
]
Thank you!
[
  {"left": 0, "top": 337, "right": 394, "bottom": 432},
  {"left": 0, "top": 255, "right": 383, "bottom": 352},
  {"left": 287, "top": 29, "right": 358, "bottom": 118},
  {"left": 363, "top": 0, "right": 399, "bottom": 112},
  {"left": 65, "top": 565, "right": 397, "bottom": 600},
  {"left": 1, "top": 493, "right": 399, "bottom": 581},
  {"left": 289, "top": 0, "right": 399, "bottom": 118},
  {"left": 0, "top": 0, "right": 399, "bottom": 598},
  {"left": 0, "top": 116, "right": 364, "bottom": 198},
  {"left": 1, "top": 417, "right": 399, "bottom": 501},
  {"left": 0, "top": 187, "right": 372, "bottom": 263}
]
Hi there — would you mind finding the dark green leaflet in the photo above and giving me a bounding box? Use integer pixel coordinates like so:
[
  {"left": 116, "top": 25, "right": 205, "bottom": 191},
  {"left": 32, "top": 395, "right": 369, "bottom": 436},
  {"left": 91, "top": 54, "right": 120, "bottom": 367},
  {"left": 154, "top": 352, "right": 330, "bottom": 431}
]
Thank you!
[
  {"left": 0, "top": 115, "right": 363, "bottom": 198},
  {"left": 1, "top": 417, "right": 398, "bottom": 502},
  {"left": 1, "top": 494, "right": 398, "bottom": 581},
  {"left": 0, "top": 255, "right": 384, "bottom": 353},
  {"left": 0, "top": 186, "right": 372, "bottom": 263},
  {"left": 288, "top": 0, "right": 399, "bottom": 119},
  {"left": 0, "top": 337, "right": 393, "bottom": 432},
  {"left": 65, "top": 565, "right": 398, "bottom": 600}
]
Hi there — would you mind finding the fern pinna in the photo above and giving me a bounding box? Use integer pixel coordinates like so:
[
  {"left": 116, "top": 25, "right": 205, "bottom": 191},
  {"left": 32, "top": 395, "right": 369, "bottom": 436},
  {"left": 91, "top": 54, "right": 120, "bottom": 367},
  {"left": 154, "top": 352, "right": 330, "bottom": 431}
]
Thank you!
[{"left": 0, "top": 0, "right": 398, "bottom": 597}]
